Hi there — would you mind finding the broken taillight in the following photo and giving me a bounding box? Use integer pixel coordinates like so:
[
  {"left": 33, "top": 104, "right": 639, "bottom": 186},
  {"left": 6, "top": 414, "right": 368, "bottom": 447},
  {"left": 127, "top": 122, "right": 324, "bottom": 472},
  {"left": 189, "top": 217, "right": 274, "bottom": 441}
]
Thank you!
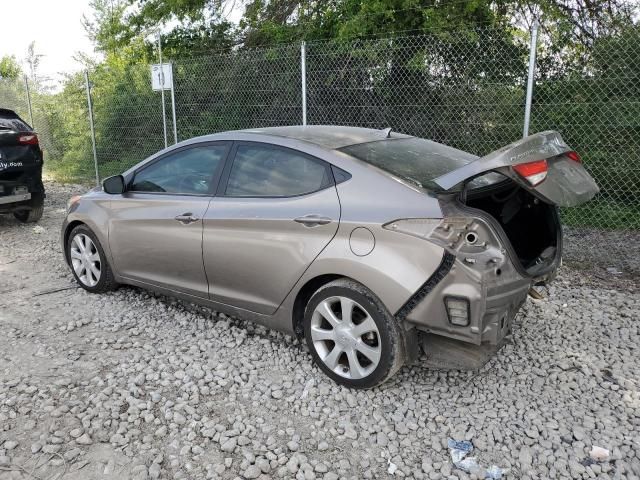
[{"left": 512, "top": 159, "right": 548, "bottom": 187}]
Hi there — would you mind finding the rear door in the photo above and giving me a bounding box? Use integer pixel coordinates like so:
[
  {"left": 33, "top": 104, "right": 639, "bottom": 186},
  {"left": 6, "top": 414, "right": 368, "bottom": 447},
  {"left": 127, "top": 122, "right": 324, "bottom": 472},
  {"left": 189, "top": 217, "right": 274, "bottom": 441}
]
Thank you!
[
  {"left": 433, "top": 131, "right": 599, "bottom": 207},
  {"left": 203, "top": 142, "right": 340, "bottom": 315},
  {"left": 108, "top": 142, "right": 230, "bottom": 298}
]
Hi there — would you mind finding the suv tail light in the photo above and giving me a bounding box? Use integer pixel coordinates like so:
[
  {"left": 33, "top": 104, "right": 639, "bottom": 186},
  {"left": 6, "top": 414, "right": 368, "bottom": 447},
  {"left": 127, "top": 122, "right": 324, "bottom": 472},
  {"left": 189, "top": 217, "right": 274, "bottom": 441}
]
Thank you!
[
  {"left": 18, "top": 134, "right": 38, "bottom": 145},
  {"left": 512, "top": 159, "right": 548, "bottom": 186}
]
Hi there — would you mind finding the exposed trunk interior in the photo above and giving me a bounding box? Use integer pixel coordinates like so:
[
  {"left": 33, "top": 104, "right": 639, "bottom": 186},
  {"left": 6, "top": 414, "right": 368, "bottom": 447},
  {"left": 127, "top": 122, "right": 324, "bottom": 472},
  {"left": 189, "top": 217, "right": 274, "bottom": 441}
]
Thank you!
[{"left": 464, "top": 179, "right": 560, "bottom": 275}]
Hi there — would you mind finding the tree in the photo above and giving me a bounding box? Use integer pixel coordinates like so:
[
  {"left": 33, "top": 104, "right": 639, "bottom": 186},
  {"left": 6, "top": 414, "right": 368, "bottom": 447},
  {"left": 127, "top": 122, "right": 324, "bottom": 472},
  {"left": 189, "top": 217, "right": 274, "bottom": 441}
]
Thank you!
[
  {"left": 83, "top": 0, "right": 233, "bottom": 58},
  {"left": 0, "top": 55, "right": 22, "bottom": 79},
  {"left": 238, "top": 0, "right": 504, "bottom": 46},
  {"left": 25, "top": 42, "right": 44, "bottom": 83},
  {"left": 83, "top": 0, "right": 131, "bottom": 54}
]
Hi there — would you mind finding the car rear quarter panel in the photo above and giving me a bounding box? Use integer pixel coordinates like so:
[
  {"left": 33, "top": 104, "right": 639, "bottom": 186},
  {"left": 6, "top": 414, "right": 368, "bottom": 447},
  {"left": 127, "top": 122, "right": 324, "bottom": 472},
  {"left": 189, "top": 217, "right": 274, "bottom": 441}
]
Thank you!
[{"left": 276, "top": 152, "right": 447, "bottom": 329}]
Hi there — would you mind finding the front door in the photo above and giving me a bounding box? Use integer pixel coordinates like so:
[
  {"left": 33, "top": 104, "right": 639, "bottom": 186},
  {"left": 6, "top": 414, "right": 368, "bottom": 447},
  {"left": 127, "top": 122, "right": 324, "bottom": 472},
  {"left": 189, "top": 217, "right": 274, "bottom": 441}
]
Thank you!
[
  {"left": 108, "top": 142, "right": 230, "bottom": 298},
  {"left": 203, "top": 142, "right": 340, "bottom": 314}
]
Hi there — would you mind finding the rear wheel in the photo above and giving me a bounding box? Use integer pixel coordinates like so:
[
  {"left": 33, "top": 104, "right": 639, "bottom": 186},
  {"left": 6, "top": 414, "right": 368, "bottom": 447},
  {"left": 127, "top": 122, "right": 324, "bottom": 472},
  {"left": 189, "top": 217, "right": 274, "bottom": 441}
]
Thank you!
[
  {"left": 303, "top": 279, "right": 405, "bottom": 389},
  {"left": 67, "top": 225, "right": 118, "bottom": 293},
  {"left": 14, "top": 200, "right": 43, "bottom": 223}
]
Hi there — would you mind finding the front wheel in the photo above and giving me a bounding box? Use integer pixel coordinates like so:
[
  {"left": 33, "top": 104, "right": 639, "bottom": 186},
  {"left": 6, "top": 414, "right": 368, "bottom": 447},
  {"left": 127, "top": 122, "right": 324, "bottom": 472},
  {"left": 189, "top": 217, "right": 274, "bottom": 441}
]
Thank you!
[
  {"left": 303, "top": 279, "right": 405, "bottom": 389},
  {"left": 67, "top": 225, "right": 118, "bottom": 293}
]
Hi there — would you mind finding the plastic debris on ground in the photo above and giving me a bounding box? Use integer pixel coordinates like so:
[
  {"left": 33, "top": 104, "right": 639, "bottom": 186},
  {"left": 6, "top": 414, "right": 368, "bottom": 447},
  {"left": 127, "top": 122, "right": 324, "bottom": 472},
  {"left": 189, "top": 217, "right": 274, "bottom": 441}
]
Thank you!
[
  {"left": 448, "top": 438, "right": 507, "bottom": 479},
  {"left": 589, "top": 445, "right": 610, "bottom": 462}
]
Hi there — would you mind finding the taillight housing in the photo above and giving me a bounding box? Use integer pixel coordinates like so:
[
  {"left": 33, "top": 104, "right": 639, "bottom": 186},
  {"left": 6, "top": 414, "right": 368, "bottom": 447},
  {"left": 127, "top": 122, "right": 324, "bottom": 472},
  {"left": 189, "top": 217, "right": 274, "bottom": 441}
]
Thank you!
[
  {"left": 566, "top": 151, "right": 581, "bottom": 163},
  {"left": 512, "top": 159, "right": 548, "bottom": 187},
  {"left": 18, "top": 134, "right": 38, "bottom": 145}
]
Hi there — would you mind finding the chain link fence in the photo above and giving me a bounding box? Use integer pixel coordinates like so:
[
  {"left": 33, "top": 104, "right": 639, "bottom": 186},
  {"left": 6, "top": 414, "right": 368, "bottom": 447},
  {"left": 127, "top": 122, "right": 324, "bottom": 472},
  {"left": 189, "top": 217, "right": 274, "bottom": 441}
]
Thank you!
[{"left": 1, "top": 24, "right": 638, "bottom": 273}]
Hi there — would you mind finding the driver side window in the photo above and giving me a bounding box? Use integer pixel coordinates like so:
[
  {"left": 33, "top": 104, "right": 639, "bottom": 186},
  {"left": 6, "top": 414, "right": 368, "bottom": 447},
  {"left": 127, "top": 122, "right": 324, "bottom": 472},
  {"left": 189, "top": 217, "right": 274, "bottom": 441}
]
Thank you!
[{"left": 130, "top": 144, "right": 228, "bottom": 195}]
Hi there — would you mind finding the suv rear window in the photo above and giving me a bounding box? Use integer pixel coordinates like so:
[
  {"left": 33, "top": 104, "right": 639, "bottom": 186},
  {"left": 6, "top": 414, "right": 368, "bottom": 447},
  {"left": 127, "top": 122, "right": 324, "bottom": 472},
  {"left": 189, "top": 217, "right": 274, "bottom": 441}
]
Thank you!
[
  {"left": 340, "top": 137, "right": 500, "bottom": 191},
  {"left": 0, "top": 110, "right": 32, "bottom": 132}
]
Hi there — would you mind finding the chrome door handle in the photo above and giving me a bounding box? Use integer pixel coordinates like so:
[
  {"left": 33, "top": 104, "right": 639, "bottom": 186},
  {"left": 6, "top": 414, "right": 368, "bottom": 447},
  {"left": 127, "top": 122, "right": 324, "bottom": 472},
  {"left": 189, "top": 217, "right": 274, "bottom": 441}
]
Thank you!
[
  {"left": 174, "top": 213, "right": 199, "bottom": 224},
  {"left": 294, "top": 215, "right": 332, "bottom": 227}
]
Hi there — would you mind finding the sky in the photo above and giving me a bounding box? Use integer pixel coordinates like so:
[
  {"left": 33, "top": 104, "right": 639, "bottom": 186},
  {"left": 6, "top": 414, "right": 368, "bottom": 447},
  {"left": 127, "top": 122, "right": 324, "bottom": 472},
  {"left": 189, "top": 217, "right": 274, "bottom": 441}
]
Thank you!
[
  {"left": 1, "top": 0, "right": 95, "bottom": 85},
  {"left": 1, "top": 0, "right": 244, "bottom": 87}
]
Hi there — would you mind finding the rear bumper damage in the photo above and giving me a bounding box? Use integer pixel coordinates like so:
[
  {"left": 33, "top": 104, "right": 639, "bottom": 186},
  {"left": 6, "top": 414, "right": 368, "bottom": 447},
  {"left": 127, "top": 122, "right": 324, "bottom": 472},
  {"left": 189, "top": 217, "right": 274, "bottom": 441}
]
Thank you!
[
  {"left": 401, "top": 253, "right": 531, "bottom": 347},
  {"left": 392, "top": 202, "right": 561, "bottom": 368}
]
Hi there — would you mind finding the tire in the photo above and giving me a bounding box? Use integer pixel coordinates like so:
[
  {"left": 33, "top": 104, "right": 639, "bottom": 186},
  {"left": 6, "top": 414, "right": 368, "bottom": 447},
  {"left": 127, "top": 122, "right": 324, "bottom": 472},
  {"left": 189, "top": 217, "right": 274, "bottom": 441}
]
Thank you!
[
  {"left": 67, "top": 224, "right": 118, "bottom": 293},
  {"left": 14, "top": 201, "right": 43, "bottom": 223},
  {"left": 303, "top": 279, "right": 405, "bottom": 389}
]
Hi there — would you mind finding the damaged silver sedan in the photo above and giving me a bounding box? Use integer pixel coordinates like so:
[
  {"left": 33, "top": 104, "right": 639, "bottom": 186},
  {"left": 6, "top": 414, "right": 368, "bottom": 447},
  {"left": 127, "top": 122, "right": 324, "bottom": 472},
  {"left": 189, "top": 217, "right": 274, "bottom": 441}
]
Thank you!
[{"left": 62, "top": 126, "right": 599, "bottom": 388}]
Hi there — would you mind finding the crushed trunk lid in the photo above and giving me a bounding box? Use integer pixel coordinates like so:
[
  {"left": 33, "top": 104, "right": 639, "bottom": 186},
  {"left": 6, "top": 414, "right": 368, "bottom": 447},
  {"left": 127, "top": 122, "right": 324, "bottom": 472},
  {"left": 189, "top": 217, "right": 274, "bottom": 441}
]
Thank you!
[{"left": 433, "top": 131, "right": 599, "bottom": 207}]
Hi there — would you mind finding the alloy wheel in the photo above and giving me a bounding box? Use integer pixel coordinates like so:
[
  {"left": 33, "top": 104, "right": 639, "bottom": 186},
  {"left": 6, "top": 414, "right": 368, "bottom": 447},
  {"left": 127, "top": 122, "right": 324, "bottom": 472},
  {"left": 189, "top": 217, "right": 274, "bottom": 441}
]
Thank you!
[
  {"left": 70, "top": 233, "right": 102, "bottom": 287},
  {"left": 310, "top": 296, "right": 382, "bottom": 380}
]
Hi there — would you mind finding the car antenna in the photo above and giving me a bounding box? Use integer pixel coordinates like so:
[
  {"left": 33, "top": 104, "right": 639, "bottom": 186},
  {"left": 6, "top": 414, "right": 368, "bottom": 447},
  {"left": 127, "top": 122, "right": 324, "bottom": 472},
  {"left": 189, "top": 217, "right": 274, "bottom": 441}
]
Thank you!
[{"left": 381, "top": 127, "right": 392, "bottom": 138}]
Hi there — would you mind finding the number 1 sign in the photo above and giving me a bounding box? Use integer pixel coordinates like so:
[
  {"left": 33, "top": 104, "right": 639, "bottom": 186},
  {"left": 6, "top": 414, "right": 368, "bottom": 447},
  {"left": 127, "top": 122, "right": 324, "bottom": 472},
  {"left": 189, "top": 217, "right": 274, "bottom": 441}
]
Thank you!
[{"left": 151, "top": 63, "right": 173, "bottom": 91}]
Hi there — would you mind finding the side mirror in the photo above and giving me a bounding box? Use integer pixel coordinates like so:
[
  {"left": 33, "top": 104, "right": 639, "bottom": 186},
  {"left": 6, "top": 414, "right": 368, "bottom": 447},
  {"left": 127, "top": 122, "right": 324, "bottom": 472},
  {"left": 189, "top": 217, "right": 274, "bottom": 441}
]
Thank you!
[{"left": 103, "top": 175, "right": 125, "bottom": 194}]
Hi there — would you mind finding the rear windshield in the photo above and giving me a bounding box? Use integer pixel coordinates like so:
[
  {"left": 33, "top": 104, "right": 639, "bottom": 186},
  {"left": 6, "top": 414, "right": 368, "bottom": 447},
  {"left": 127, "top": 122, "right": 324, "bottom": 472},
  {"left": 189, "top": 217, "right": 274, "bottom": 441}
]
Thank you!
[
  {"left": 340, "top": 137, "right": 500, "bottom": 191},
  {"left": 0, "top": 113, "right": 32, "bottom": 132}
]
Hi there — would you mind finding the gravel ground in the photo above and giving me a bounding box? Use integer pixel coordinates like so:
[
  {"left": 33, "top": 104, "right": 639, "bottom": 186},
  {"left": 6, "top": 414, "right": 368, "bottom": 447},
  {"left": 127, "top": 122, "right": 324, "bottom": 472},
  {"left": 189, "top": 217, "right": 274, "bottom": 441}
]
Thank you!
[
  {"left": 563, "top": 227, "right": 640, "bottom": 278},
  {"left": 0, "top": 182, "right": 639, "bottom": 480}
]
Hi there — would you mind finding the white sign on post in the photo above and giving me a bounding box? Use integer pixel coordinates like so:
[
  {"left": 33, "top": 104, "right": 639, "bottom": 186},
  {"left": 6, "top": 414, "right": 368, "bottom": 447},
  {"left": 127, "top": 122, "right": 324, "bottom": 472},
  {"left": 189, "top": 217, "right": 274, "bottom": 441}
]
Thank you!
[{"left": 151, "top": 63, "right": 173, "bottom": 91}]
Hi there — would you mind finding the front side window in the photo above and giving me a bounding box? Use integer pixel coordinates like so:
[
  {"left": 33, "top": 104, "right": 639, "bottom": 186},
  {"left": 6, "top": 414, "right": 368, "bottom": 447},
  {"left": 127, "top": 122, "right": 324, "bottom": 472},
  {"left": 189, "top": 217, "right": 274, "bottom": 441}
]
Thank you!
[
  {"left": 130, "top": 145, "right": 227, "bottom": 194},
  {"left": 225, "top": 144, "right": 332, "bottom": 197}
]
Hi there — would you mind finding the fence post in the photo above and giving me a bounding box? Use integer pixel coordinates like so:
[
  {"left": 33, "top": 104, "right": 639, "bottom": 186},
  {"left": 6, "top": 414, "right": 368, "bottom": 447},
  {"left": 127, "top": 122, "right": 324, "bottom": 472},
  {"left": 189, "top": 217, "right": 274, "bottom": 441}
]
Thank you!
[
  {"left": 523, "top": 20, "right": 539, "bottom": 138},
  {"left": 84, "top": 71, "right": 100, "bottom": 187},
  {"left": 23, "top": 75, "right": 34, "bottom": 127},
  {"left": 301, "top": 41, "right": 307, "bottom": 126},
  {"left": 170, "top": 62, "right": 178, "bottom": 144},
  {"left": 157, "top": 32, "right": 168, "bottom": 149}
]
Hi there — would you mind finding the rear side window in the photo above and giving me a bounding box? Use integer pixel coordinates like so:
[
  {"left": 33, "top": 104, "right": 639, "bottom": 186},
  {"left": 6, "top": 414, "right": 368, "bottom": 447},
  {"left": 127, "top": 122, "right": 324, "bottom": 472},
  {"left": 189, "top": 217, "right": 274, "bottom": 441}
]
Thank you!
[
  {"left": 130, "top": 145, "right": 227, "bottom": 194},
  {"left": 341, "top": 137, "right": 481, "bottom": 191},
  {"left": 225, "top": 144, "right": 333, "bottom": 197}
]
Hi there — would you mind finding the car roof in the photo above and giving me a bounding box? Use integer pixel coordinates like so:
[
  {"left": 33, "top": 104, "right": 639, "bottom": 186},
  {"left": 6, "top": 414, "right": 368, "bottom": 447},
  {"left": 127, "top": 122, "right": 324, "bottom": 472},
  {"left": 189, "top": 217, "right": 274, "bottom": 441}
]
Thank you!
[
  {"left": 0, "top": 108, "right": 19, "bottom": 118},
  {"left": 236, "top": 125, "right": 412, "bottom": 150},
  {"left": 0, "top": 108, "right": 32, "bottom": 131}
]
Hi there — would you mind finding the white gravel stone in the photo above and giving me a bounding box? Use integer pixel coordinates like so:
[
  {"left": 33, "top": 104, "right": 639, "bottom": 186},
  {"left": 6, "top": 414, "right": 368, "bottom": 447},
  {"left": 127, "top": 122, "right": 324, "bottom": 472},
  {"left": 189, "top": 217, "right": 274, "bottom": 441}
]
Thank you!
[{"left": 76, "top": 433, "right": 93, "bottom": 445}]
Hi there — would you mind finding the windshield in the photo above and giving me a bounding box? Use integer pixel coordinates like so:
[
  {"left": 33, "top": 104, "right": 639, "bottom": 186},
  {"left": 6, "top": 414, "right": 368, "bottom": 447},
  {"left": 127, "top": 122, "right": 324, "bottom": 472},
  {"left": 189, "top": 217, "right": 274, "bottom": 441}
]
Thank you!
[{"left": 340, "top": 137, "right": 502, "bottom": 191}]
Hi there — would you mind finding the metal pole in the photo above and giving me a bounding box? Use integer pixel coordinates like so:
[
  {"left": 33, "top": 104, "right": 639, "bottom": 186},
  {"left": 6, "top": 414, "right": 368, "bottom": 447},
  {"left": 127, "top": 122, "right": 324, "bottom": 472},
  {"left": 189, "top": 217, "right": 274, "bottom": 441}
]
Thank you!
[
  {"left": 301, "top": 41, "right": 307, "bottom": 126},
  {"left": 23, "top": 75, "right": 34, "bottom": 127},
  {"left": 170, "top": 62, "right": 178, "bottom": 144},
  {"left": 523, "top": 21, "right": 539, "bottom": 138},
  {"left": 157, "top": 32, "right": 168, "bottom": 149},
  {"left": 84, "top": 71, "right": 100, "bottom": 186}
]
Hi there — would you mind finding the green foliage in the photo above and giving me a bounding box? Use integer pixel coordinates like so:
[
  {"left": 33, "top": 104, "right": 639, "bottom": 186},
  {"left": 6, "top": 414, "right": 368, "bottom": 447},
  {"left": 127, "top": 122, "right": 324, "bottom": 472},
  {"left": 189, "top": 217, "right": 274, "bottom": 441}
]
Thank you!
[{"left": 0, "top": 56, "right": 22, "bottom": 80}]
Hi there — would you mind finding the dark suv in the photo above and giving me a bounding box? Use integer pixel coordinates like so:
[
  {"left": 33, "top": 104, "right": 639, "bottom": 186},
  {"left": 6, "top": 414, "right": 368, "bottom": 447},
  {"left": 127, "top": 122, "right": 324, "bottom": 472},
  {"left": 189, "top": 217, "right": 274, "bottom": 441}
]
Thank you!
[{"left": 0, "top": 108, "right": 45, "bottom": 222}]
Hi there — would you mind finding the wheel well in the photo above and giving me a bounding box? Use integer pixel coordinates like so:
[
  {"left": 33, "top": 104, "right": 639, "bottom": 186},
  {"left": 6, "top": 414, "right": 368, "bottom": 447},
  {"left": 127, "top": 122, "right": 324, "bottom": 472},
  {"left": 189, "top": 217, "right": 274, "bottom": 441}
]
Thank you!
[
  {"left": 292, "top": 274, "right": 343, "bottom": 338},
  {"left": 63, "top": 220, "right": 85, "bottom": 263}
]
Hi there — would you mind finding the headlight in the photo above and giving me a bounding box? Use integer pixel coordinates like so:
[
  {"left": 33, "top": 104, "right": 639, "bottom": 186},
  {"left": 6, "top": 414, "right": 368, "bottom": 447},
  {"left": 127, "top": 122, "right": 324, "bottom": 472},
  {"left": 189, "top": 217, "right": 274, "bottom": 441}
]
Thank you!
[{"left": 67, "top": 195, "right": 81, "bottom": 213}]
